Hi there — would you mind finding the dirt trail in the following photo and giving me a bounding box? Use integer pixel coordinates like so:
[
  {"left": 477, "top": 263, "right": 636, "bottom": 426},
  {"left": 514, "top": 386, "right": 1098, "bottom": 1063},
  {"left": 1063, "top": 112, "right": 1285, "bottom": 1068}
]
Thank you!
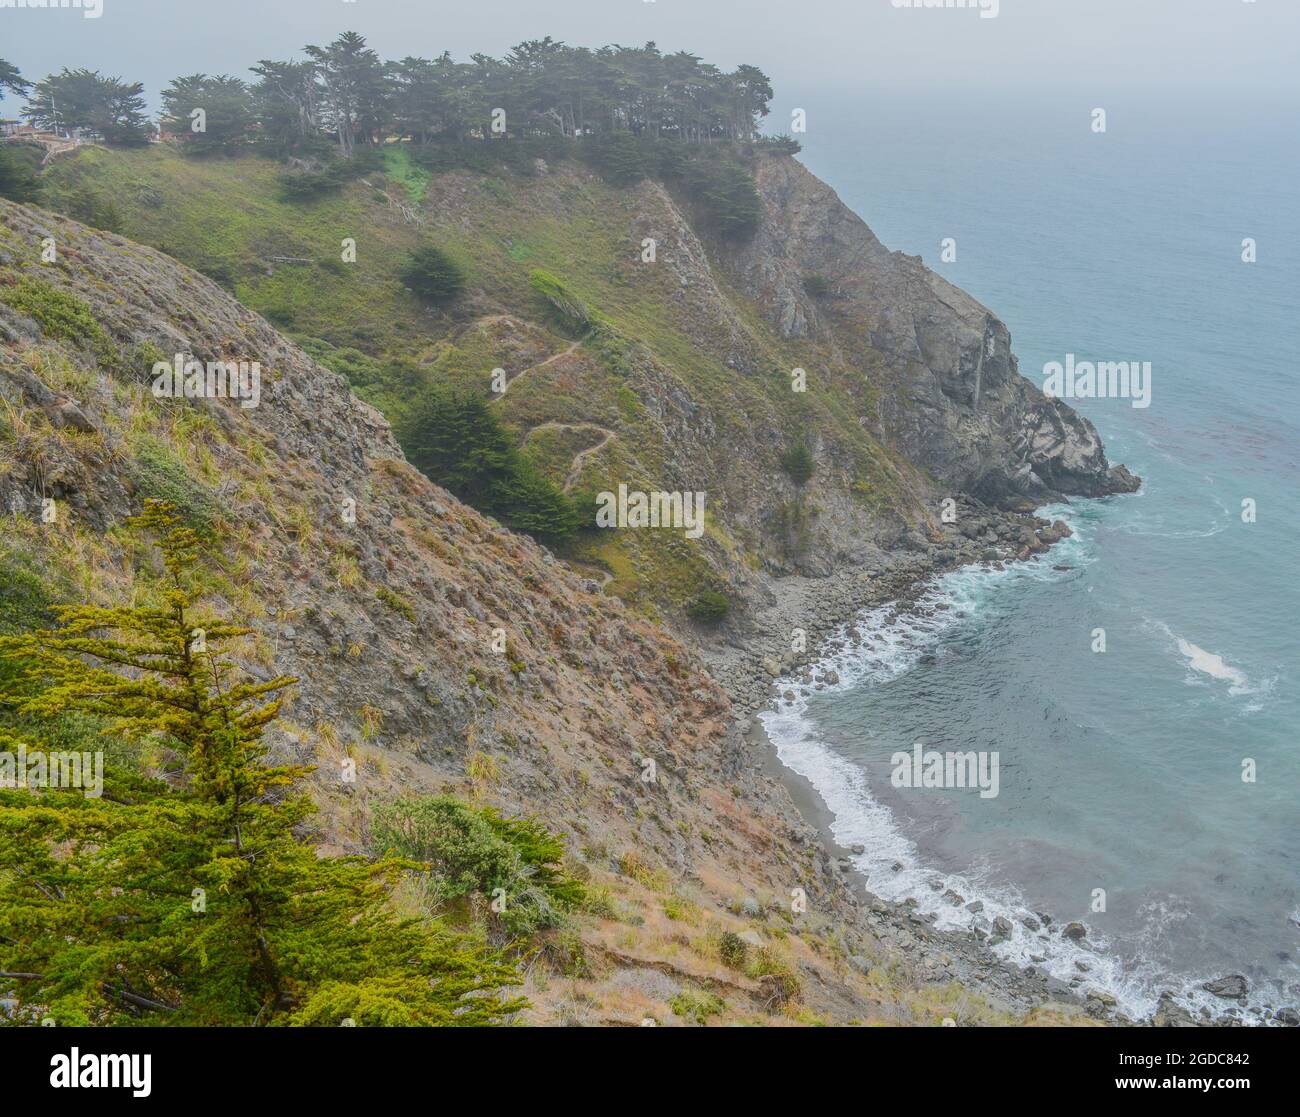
[
  {"left": 524, "top": 420, "right": 615, "bottom": 491},
  {"left": 491, "top": 337, "right": 583, "bottom": 398}
]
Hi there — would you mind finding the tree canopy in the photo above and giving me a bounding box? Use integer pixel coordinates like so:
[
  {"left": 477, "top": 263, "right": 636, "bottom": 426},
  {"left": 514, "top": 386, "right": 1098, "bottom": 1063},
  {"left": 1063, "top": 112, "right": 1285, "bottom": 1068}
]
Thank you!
[
  {"left": 400, "top": 390, "right": 583, "bottom": 544},
  {"left": 21, "top": 67, "right": 150, "bottom": 144},
  {"left": 0, "top": 58, "right": 30, "bottom": 102},
  {"left": 160, "top": 74, "right": 255, "bottom": 154},
  {"left": 279, "top": 35, "right": 773, "bottom": 154},
  {"left": 7, "top": 35, "right": 775, "bottom": 155},
  {"left": 0, "top": 501, "right": 523, "bottom": 1025}
]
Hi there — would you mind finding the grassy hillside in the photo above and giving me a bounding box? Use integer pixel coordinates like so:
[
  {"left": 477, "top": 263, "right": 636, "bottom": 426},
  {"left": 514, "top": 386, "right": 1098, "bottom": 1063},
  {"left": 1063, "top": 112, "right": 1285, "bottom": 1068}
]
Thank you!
[
  {"left": 0, "top": 196, "right": 1090, "bottom": 1026},
  {"left": 36, "top": 143, "right": 914, "bottom": 619}
]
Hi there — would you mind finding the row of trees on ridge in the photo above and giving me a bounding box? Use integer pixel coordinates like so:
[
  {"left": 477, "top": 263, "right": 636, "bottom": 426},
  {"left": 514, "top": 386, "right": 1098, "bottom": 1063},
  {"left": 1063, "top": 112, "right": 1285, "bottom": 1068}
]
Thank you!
[{"left": 2, "top": 35, "right": 776, "bottom": 156}]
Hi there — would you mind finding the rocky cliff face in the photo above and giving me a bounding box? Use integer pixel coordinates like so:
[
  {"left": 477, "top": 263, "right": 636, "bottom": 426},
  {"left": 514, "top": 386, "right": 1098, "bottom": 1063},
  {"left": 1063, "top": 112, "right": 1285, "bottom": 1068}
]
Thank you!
[
  {"left": 729, "top": 156, "right": 1139, "bottom": 507},
  {"left": 2, "top": 139, "right": 1136, "bottom": 1024},
  {"left": 32, "top": 146, "right": 1136, "bottom": 631},
  {"left": 2, "top": 198, "right": 1096, "bottom": 1025}
]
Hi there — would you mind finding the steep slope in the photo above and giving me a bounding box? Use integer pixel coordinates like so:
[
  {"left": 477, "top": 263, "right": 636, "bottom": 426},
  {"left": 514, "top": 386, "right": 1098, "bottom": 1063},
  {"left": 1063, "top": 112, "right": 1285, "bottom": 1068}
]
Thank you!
[
  {"left": 730, "top": 155, "right": 1140, "bottom": 504},
  {"left": 1, "top": 199, "right": 1093, "bottom": 1025},
  {"left": 34, "top": 146, "right": 1135, "bottom": 631}
]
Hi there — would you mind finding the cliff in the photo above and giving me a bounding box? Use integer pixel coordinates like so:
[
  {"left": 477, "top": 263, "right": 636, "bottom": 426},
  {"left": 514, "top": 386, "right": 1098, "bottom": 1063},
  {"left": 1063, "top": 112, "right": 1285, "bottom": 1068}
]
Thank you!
[
  {"left": 32, "top": 146, "right": 1136, "bottom": 629},
  {"left": 0, "top": 141, "right": 1130, "bottom": 1023},
  {"left": 735, "top": 156, "right": 1139, "bottom": 504}
]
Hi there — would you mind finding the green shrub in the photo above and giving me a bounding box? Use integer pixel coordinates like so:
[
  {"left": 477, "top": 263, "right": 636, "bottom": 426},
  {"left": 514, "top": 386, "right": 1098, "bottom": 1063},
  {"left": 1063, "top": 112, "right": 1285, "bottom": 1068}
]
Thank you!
[
  {"left": 400, "top": 244, "right": 466, "bottom": 305},
  {"left": 669, "top": 988, "right": 726, "bottom": 1025},
  {"left": 579, "top": 130, "right": 647, "bottom": 186},
  {"left": 1, "top": 277, "right": 102, "bottom": 349},
  {"left": 528, "top": 269, "right": 592, "bottom": 332},
  {"left": 400, "top": 389, "right": 580, "bottom": 543},
  {"left": 49, "top": 186, "right": 123, "bottom": 233},
  {"left": 748, "top": 946, "right": 802, "bottom": 1007},
  {"left": 490, "top": 462, "right": 583, "bottom": 541},
  {"left": 376, "top": 586, "right": 416, "bottom": 622},
  {"left": 718, "top": 930, "right": 749, "bottom": 969},
  {"left": 0, "top": 142, "right": 42, "bottom": 204},
  {"left": 545, "top": 927, "right": 591, "bottom": 978},
  {"left": 275, "top": 152, "right": 378, "bottom": 201},
  {"left": 802, "top": 274, "right": 832, "bottom": 298},
  {"left": 617, "top": 850, "right": 669, "bottom": 890},
  {"left": 276, "top": 167, "right": 343, "bottom": 200},
  {"left": 261, "top": 303, "right": 296, "bottom": 328},
  {"left": 780, "top": 442, "right": 815, "bottom": 486},
  {"left": 372, "top": 796, "right": 584, "bottom": 937},
  {"left": 581, "top": 885, "right": 618, "bottom": 920},
  {"left": 0, "top": 549, "right": 55, "bottom": 636},
  {"left": 756, "top": 134, "right": 802, "bottom": 156},
  {"left": 662, "top": 894, "right": 702, "bottom": 925},
  {"left": 688, "top": 589, "right": 731, "bottom": 624},
  {"left": 682, "top": 157, "right": 762, "bottom": 239},
  {"left": 0, "top": 277, "right": 117, "bottom": 369},
  {"left": 131, "top": 440, "right": 219, "bottom": 534}
]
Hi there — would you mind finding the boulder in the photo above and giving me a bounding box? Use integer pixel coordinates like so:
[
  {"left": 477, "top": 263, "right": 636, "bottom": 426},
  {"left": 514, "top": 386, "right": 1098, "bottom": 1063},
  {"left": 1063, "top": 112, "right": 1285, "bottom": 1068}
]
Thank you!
[{"left": 1201, "top": 975, "right": 1249, "bottom": 1000}]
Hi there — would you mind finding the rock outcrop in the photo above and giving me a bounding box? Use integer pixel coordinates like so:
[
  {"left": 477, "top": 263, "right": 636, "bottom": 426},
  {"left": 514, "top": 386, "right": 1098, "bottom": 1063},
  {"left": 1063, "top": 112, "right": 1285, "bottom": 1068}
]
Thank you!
[
  {"left": 27, "top": 146, "right": 1138, "bottom": 629},
  {"left": 730, "top": 156, "right": 1138, "bottom": 507},
  {"left": 1, "top": 198, "right": 1094, "bottom": 1026}
]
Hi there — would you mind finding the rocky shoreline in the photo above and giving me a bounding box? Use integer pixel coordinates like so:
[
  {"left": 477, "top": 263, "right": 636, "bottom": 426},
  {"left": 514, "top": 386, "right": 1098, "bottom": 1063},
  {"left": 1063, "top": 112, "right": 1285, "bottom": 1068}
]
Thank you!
[
  {"left": 696, "top": 500, "right": 1281, "bottom": 1028},
  {"left": 702, "top": 498, "right": 1070, "bottom": 710}
]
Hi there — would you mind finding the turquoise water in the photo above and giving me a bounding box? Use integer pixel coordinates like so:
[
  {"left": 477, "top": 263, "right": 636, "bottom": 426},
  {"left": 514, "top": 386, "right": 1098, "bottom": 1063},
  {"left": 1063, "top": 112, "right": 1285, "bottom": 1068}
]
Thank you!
[{"left": 761, "top": 88, "right": 1299, "bottom": 1020}]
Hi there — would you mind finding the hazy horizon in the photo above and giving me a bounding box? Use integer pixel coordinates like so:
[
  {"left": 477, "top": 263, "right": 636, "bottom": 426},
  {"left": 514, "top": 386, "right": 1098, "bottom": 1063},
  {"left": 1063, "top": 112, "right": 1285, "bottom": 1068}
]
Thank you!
[{"left": 3, "top": 0, "right": 1297, "bottom": 118}]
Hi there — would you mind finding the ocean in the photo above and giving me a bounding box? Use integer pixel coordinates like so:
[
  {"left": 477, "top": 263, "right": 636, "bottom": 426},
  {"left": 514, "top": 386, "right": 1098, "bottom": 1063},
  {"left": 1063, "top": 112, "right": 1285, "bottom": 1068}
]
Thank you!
[{"left": 759, "top": 85, "right": 1300, "bottom": 1021}]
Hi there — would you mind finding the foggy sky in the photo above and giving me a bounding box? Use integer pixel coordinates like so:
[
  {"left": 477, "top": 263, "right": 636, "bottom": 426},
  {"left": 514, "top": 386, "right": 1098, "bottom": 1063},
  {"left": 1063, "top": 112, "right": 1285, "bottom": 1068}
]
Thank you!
[{"left": 2, "top": 0, "right": 1297, "bottom": 116}]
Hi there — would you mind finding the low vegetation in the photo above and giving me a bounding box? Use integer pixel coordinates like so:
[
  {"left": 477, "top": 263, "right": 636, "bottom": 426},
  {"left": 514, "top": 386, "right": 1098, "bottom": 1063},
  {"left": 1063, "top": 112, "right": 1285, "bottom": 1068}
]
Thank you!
[
  {"left": 687, "top": 589, "right": 731, "bottom": 624},
  {"left": 400, "top": 389, "right": 582, "bottom": 543},
  {"left": 372, "top": 795, "right": 585, "bottom": 939},
  {"left": 0, "top": 502, "right": 525, "bottom": 1025},
  {"left": 400, "top": 244, "right": 466, "bottom": 305}
]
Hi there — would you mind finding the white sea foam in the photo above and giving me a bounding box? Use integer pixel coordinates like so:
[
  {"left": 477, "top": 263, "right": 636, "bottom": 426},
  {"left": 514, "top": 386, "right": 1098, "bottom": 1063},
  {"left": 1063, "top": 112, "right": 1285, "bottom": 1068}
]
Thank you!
[
  {"left": 1146, "top": 617, "right": 1264, "bottom": 697},
  {"left": 1176, "top": 637, "right": 1249, "bottom": 690},
  {"left": 759, "top": 512, "right": 1281, "bottom": 1024}
]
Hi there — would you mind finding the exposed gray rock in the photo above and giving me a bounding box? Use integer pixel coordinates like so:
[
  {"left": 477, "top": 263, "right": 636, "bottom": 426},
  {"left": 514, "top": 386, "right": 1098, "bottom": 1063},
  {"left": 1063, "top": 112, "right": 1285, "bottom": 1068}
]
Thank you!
[{"left": 1202, "top": 975, "right": 1249, "bottom": 1000}]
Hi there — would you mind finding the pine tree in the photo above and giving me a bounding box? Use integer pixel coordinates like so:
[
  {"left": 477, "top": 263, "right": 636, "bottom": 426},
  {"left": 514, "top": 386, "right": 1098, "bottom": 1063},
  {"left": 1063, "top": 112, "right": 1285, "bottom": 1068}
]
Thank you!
[
  {"left": 0, "top": 501, "right": 522, "bottom": 1025},
  {"left": 400, "top": 244, "right": 467, "bottom": 305},
  {"left": 23, "top": 68, "right": 151, "bottom": 145},
  {"left": 402, "top": 392, "right": 580, "bottom": 543},
  {"left": 780, "top": 442, "right": 815, "bottom": 486},
  {"left": 0, "top": 58, "right": 31, "bottom": 100},
  {"left": 161, "top": 74, "right": 255, "bottom": 155}
]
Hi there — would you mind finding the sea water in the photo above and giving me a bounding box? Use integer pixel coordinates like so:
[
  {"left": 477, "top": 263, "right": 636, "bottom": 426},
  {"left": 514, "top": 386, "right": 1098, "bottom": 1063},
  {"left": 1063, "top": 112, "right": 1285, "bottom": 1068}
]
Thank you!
[{"left": 760, "top": 86, "right": 1299, "bottom": 1021}]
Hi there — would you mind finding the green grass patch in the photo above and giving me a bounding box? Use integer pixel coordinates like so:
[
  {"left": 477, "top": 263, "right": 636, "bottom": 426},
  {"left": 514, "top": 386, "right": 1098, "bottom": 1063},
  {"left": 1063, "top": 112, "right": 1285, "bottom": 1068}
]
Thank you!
[{"left": 383, "top": 145, "right": 431, "bottom": 203}]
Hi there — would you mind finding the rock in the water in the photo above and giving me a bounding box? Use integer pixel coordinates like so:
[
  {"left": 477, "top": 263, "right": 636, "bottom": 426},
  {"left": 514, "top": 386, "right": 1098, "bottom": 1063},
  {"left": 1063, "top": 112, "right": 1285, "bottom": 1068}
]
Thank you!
[{"left": 1201, "top": 974, "right": 1248, "bottom": 1000}]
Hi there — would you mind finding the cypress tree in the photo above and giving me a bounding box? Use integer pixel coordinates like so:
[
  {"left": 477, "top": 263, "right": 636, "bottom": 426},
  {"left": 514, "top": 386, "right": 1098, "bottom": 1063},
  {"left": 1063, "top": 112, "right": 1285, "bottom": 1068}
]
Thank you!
[{"left": 0, "top": 501, "right": 522, "bottom": 1025}]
